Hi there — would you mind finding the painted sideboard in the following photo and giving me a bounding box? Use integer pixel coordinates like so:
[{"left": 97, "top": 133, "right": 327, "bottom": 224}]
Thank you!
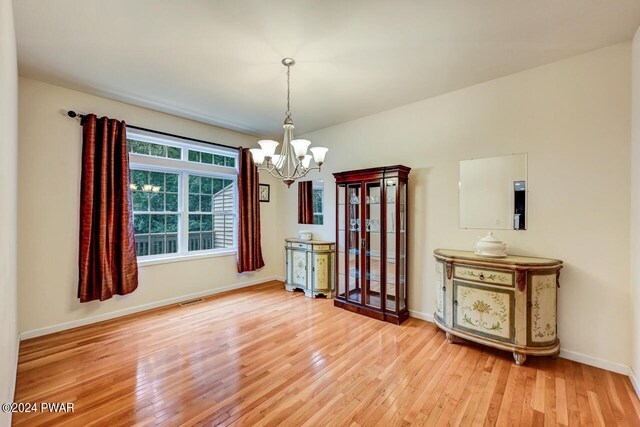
[
  {"left": 285, "top": 238, "right": 335, "bottom": 298},
  {"left": 433, "top": 249, "right": 563, "bottom": 365}
]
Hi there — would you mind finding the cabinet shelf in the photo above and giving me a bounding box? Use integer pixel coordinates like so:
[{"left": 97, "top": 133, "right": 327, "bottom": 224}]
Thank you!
[
  {"left": 347, "top": 201, "right": 407, "bottom": 206},
  {"left": 344, "top": 229, "right": 405, "bottom": 234},
  {"left": 345, "top": 248, "right": 383, "bottom": 257},
  {"left": 339, "top": 251, "right": 405, "bottom": 261}
]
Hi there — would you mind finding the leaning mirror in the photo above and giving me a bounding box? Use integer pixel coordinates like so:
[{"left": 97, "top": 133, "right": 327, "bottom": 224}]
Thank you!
[
  {"left": 298, "top": 180, "right": 324, "bottom": 225},
  {"left": 459, "top": 153, "right": 527, "bottom": 230}
]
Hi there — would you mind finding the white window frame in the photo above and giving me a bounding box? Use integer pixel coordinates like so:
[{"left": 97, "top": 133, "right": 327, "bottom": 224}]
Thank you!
[{"left": 127, "top": 130, "right": 239, "bottom": 266}]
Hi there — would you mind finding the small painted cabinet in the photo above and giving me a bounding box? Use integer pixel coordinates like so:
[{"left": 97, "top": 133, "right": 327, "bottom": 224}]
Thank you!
[
  {"left": 434, "top": 249, "right": 562, "bottom": 365},
  {"left": 285, "top": 239, "right": 335, "bottom": 298}
]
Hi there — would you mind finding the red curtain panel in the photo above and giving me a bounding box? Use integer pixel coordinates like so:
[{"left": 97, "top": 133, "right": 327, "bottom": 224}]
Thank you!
[
  {"left": 297, "top": 181, "right": 314, "bottom": 224},
  {"left": 78, "top": 114, "right": 139, "bottom": 302},
  {"left": 237, "top": 148, "right": 265, "bottom": 273}
]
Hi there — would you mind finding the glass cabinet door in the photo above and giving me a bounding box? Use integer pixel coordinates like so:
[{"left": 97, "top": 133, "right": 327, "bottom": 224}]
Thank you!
[
  {"left": 337, "top": 184, "right": 346, "bottom": 299},
  {"left": 364, "top": 182, "right": 382, "bottom": 309},
  {"left": 385, "top": 179, "right": 397, "bottom": 312},
  {"left": 398, "top": 180, "right": 407, "bottom": 311},
  {"left": 347, "top": 184, "right": 362, "bottom": 304}
]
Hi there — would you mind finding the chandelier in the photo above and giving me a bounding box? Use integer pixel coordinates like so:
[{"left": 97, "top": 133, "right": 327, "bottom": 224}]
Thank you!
[{"left": 249, "top": 58, "right": 328, "bottom": 187}]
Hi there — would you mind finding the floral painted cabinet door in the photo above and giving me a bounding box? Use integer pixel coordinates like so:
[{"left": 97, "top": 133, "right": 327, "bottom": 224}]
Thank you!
[
  {"left": 528, "top": 272, "right": 557, "bottom": 346},
  {"left": 453, "top": 282, "right": 515, "bottom": 343},
  {"left": 312, "top": 252, "right": 333, "bottom": 292},
  {"left": 435, "top": 260, "right": 446, "bottom": 323},
  {"left": 289, "top": 249, "right": 307, "bottom": 289}
]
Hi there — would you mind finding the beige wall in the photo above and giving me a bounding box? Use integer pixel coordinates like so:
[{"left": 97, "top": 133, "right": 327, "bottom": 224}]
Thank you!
[
  {"left": 0, "top": 0, "right": 18, "bottom": 425},
  {"left": 283, "top": 44, "right": 632, "bottom": 370},
  {"left": 631, "top": 27, "right": 640, "bottom": 381},
  {"left": 18, "top": 77, "right": 284, "bottom": 336}
]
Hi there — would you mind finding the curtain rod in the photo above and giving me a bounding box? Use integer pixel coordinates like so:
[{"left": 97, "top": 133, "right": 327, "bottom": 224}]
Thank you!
[{"left": 67, "top": 110, "right": 239, "bottom": 151}]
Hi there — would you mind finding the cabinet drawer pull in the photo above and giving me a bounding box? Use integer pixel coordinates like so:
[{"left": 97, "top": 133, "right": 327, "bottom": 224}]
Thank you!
[{"left": 479, "top": 273, "right": 485, "bottom": 281}]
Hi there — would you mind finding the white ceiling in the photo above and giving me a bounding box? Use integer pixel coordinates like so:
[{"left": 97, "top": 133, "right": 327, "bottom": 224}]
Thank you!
[{"left": 13, "top": 0, "right": 640, "bottom": 137}]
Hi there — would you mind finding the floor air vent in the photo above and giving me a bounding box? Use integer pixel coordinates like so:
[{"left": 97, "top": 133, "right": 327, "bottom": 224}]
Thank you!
[{"left": 179, "top": 298, "right": 205, "bottom": 307}]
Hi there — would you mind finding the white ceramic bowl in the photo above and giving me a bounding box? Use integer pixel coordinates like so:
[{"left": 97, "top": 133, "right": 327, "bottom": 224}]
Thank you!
[
  {"left": 298, "top": 231, "right": 312, "bottom": 241},
  {"left": 474, "top": 232, "right": 507, "bottom": 257}
]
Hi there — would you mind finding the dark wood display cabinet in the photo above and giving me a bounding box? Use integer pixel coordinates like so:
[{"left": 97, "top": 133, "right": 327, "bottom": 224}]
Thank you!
[{"left": 333, "top": 165, "right": 411, "bottom": 324}]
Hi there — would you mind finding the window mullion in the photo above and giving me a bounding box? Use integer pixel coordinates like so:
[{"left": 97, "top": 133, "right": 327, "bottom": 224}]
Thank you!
[{"left": 180, "top": 171, "right": 189, "bottom": 255}]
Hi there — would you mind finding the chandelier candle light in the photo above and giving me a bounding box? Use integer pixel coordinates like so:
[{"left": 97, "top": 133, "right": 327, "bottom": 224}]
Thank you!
[{"left": 250, "top": 58, "right": 328, "bottom": 187}]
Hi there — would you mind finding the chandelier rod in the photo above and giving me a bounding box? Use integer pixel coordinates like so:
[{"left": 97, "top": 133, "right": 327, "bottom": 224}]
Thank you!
[{"left": 286, "top": 63, "right": 291, "bottom": 120}]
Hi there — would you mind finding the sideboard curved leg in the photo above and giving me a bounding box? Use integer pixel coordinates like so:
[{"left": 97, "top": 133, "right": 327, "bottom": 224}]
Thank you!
[
  {"left": 550, "top": 350, "right": 560, "bottom": 360},
  {"left": 445, "top": 332, "right": 457, "bottom": 344},
  {"left": 513, "top": 352, "right": 527, "bottom": 365}
]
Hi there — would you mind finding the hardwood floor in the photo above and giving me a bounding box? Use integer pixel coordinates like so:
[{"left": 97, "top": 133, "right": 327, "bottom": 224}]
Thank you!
[{"left": 13, "top": 281, "right": 640, "bottom": 426}]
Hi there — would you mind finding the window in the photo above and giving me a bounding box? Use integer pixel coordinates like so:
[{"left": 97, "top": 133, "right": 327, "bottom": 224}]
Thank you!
[
  {"left": 128, "top": 139, "right": 181, "bottom": 159},
  {"left": 188, "top": 149, "right": 236, "bottom": 167},
  {"left": 127, "top": 131, "right": 238, "bottom": 262},
  {"left": 131, "top": 170, "right": 180, "bottom": 256},
  {"left": 188, "top": 175, "right": 235, "bottom": 251}
]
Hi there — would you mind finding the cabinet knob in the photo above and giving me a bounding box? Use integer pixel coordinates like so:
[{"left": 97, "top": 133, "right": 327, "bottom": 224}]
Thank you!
[
  {"left": 479, "top": 273, "right": 485, "bottom": 281},
  {"left": 454, "top": 300, "right": 458, "bottom": 305},
  {"left": 442, "top": 286, "right": 446, "bottom": 291},
  {"left": 527, "top": 301, "right": 532, "bottom": 308}
]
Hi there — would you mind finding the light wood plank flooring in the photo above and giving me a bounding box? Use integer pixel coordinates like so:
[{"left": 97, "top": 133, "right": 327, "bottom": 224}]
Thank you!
[{"left": 13, "top": 281, "right": 640, "bottom": 426}]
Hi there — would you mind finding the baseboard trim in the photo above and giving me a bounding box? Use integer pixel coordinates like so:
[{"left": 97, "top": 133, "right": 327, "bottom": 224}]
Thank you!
[
  {"left": 559, "top": 349, "right": 629, "bottom": 375},
  {"left": 409, "top": 309, "right": 434, "bottom": 323},
  {"left": 20, "top": 276, "right": 285, "bottom": 340},
  {"left": 629, "top": 367, "right": 640, "bottom": 398}
]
